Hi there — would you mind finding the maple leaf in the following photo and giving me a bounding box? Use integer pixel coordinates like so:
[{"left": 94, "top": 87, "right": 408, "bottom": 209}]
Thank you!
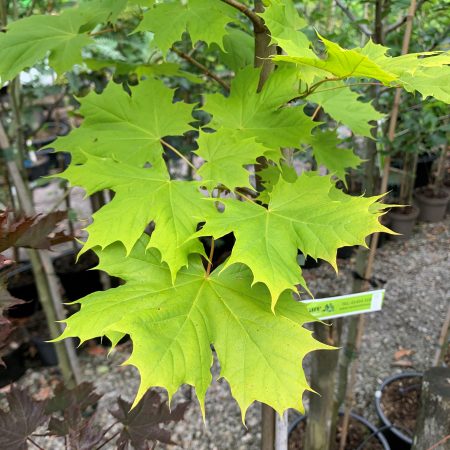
[
  {"left": 259, "top": 0, "right": 314, "bottom": 57},
  {"left": 56, "top": 235, "right": 327, "bottom": 418},
  {"left": 111, "top": 391, "right": 188, "bottom": 449},
  {"left": 61, "top": 154, "right": 214, "bottom": 278},
  {"left": 196, "top": 173, "right": 392, "bottom": 306},
  {"left": 216, "top": 27, "right": 254, "bottom": 71},
  {"left": 196, "top": 130, "right": 272, "bottom": 191},
  {"left": 275, "top": 34, "right": 398, "bottom": 84},
  {"left": 0, "top": 388, "right": 48, "bottom": 450},
  {"left": 357, "top": 40, "right": 450, "bottom": 76},
  {"left": 46, "top": 382, "right": 103, "bottom": 448},
  {"left": 399, "top": 66, "right": 450, "bottom": 103},
  {"left": 77, "top": 0, "right": 128, "bottom": 26},
  {"left": 53, "top": 79, "right": 194, "bottom": 167},
  {"left": 355, "top": 41, "right": 450, "bottom": 102},
  {"left": 135, "top": 0, "right": 238, "bottom": 54},
  {"left": 0, "top": 9, "right": 92, "bottom": 82},
  {"left": 307, "top": 81, "right": 385, "bottom": 137},
  {"left": 0, "top": 210, "right": 68, "bottom": 253},
  {"left": 310, "top": 131, "right": 363, "bottom": 184},
  {"left": 204, "top": 66, "right": 316, "bottom": 150}
]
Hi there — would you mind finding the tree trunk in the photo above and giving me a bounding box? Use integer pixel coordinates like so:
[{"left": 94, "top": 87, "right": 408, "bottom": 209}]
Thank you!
[
  {"left": 304, "top": 319, "right": 341, "bottom": 450},
  {"left": 412, "top": 367, "right": 450, "bottom": 450}
]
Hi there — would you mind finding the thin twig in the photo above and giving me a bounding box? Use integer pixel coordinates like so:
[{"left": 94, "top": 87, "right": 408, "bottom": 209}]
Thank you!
[
  {"left": 299, "top": 76, "right": 343, "bottom": 98},
  {"left": 27, "top": 438, "right": 46, "bottom": 450},
  {"left": 235, "top": 190, "right": 256, "bottom": 204},
  {"left": 432, "top": 305, "right": 450, "bottom": 366},
  {"left": 48, "top": 186, "right": 71, "bottom": 213},
  {"left": 386, "top": 0, "right": 428, "bottom": 34},
  {"left": 426, "top": 434, "right": 450, "bottom": 450},
  {"left": 172, "top": 47, "right": 230, "bottom": 91},
  {"left": 160, "top": 139, "right": 197, "bottom": 171},
  {"left": 94, "top": 421, "right": 120, "bottom": 449},
  {"left": 206, "top": 237, "right": 214, "bottom": 276},
  {"left": 220, "top": 0, "right": 265, "bottom": 32},
  {"left": 311, "top": 81, "right": 385, "bottom": 95},
  {"left": 311, "top": 105, "right": 321, "bottom": 120},
  {"left": 334, "top": 0, "right": 372, "bottom": 37},
  {"left": 95, "top": 430, "right": 121, "bottom": 450}
]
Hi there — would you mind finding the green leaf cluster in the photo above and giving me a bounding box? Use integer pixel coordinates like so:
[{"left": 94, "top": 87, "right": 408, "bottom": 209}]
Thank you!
[{"left": 1, "top": 0, "right": 448, "bottom": 420}]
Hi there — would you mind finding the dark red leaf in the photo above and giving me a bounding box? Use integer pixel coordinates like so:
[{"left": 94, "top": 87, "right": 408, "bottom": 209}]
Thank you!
[
  {"left": 0, "top": 387, "right": 48, "bottom": 450},
  {"left": 0, "top": 210, "right": 68, "bottom": 252},
  {"left": 46, "top": 381, "right": 101, "bottom": 414},
  {"left": 111, "top": 390, "right": 189, "bottom": 449}
]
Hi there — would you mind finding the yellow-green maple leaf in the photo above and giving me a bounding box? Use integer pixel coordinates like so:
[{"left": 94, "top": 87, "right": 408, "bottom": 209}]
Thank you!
[
  {"left": 56, "top": 236, "right": 328, "bottom": 418},
  {"left": 196, "top": 173, "right": 392, "bottom": 307},
  {"left": 53, "top": 79, "right": 194, "bottom": 167},
  {"left": 196, "top": 130, "right": 273, "bottom": 191},
  {"left": 135, "top": 0, "right": 238, "bottom": 54},
  {"left": 275, "top": 34, "right": 398, "bottom": 84},
  {"left": 204, "top": 66, "right": 316, "bottom": 150},
  {"left": 60, "top": 154, "right": 214, "bottom": 279}
]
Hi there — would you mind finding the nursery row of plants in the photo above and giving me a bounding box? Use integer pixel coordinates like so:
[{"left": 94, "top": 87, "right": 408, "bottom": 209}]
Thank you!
[{"left": 0, "top": 0, "right": 449, "bottom": 449}]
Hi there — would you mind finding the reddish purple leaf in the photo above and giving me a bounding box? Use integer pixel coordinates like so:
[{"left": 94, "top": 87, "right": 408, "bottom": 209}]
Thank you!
[
  {"left": 111, "top": 390, "right": 188, "bottom": 450},
  {"left": 0, "top": 387, "right": 48, "bottom": 450}
]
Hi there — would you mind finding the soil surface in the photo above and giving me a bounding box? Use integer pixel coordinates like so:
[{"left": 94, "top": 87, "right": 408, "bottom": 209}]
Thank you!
[
  {"left": 288, "top": 416, "right": 385, "bottom": 450},
  {"left": 416, "top": 186, "right": 449, "bottom": 199},
  {"left": 380, "top": 376, "right": 422, "bottom": 437}
]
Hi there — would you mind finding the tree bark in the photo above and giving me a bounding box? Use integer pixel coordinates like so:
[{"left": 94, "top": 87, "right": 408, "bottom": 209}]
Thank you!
[
  {"left": 304, "top": 319, "right": 341, "bottom": 450},
  {"left": 412, "top": 367, "right": 450, "bottom": 450}
]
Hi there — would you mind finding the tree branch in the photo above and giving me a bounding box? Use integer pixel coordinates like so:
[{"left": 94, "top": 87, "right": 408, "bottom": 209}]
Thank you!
[
  {"left": 386, "top": 0, "right": 428, "bottom": 34},
  {"left": 171, "top": 47, "right": 230, "bottom": 91},
  {"left": 334, "top": 0, "right": 372, "bottom": 37},
  {"left": 220, "top": 0, "right": 265, "bottom": 32}
]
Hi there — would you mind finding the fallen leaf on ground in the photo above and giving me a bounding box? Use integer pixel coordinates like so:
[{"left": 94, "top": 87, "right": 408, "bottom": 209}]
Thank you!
[
  {"left": 391, "top": 360, "right": 414, "bottom": 368},
  {"left": 394, "top": 347, "right": 414, "bottom": 360}
]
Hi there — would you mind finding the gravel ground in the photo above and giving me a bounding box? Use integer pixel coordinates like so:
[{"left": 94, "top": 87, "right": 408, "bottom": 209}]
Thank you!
[{"left": 3, "top": 216, "right": 449, "bottom": 449}]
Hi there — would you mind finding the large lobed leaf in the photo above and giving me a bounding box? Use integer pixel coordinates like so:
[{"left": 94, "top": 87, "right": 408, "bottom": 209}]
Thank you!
[
  {"left": 56, "top": 235, "right": 328, "bottom": 418},
  {"left": 111, "top": 391, "right": 189, "bottom": 449},
  {"left": 0, "top": 1, "right": 127, "bottom": 82},
  {"left": 275, "top": 34, "right": 398, "bottom": 84},
  {"left": 60, "top": 153, "right": 214, "bottom": 279},
  {"left": 258, "top": 0, "right": 314, "bottom": 58},
  {"left": 53, "top": 79, "right": 194, "bottom": 168},
  {"left": 0, "top": 10, "right": 91, "bottom": 82},
  {"left": 204, "top": 66, "right": 316, "bottom": 151},
  {"left": 0, "top": 389, "right": 47, "bottom": 450},
  {"left": 135, "top": 0, "right": 238, "bottom": 54},
  {"left": 307, "top": 81, "right": 385, "bottom": 137},
  {"left": 310, "top": 131, "right": 363, "bottom": 183},
  {"left": 196, "top": 172, "right": 392, "bottom": 306},
  {"left": 195, "top": 130, "right": 273, "bottom": 191}
]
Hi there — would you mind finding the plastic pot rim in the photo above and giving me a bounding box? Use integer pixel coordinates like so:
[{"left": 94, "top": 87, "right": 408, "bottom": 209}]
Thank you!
[
  {"left": 374, "top": 371, "right": 423, "bottom": 445},
  {"left": 288, "top": 410, "right": 390, "bottom": 450}
]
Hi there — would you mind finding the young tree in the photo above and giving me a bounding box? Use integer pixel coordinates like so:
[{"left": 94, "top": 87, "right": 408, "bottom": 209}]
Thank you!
[{"left": 0, "top": 0, "right": 447, "bottom": 429}]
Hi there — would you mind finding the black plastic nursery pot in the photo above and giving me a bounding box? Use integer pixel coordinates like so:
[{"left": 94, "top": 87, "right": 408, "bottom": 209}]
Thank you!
[
  {"left": 53, "top": 249, "right": 104, "bottom": 302},
  {"left": 374, "top": 372, "right": 423, "bottom": 450},
  {"left": 4, "top": 263, "right": 40, "bottom": 318},
  {"left": 0, "top": 344, "right": 27, "bottom": 388},
  {"left": 387, "top": 206, "right": 420, "bottom": 240},
  {"left": 414, "top": 153, "right": 437, "bottom": 189},
  {"left": 298, "top": 253, "right": 322, "bottom": 269},
  {"left": 33, "top": 121, "right": 71, "bottom": 170},
  {"left": 288, "top": 411, "right": 390, "bottom": 450},
  {"left": 337, "top": 245, "right": 356, "bottom": 259},
  {"left": 24, "top": 154, "right": 51, "bottom": 181}
]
